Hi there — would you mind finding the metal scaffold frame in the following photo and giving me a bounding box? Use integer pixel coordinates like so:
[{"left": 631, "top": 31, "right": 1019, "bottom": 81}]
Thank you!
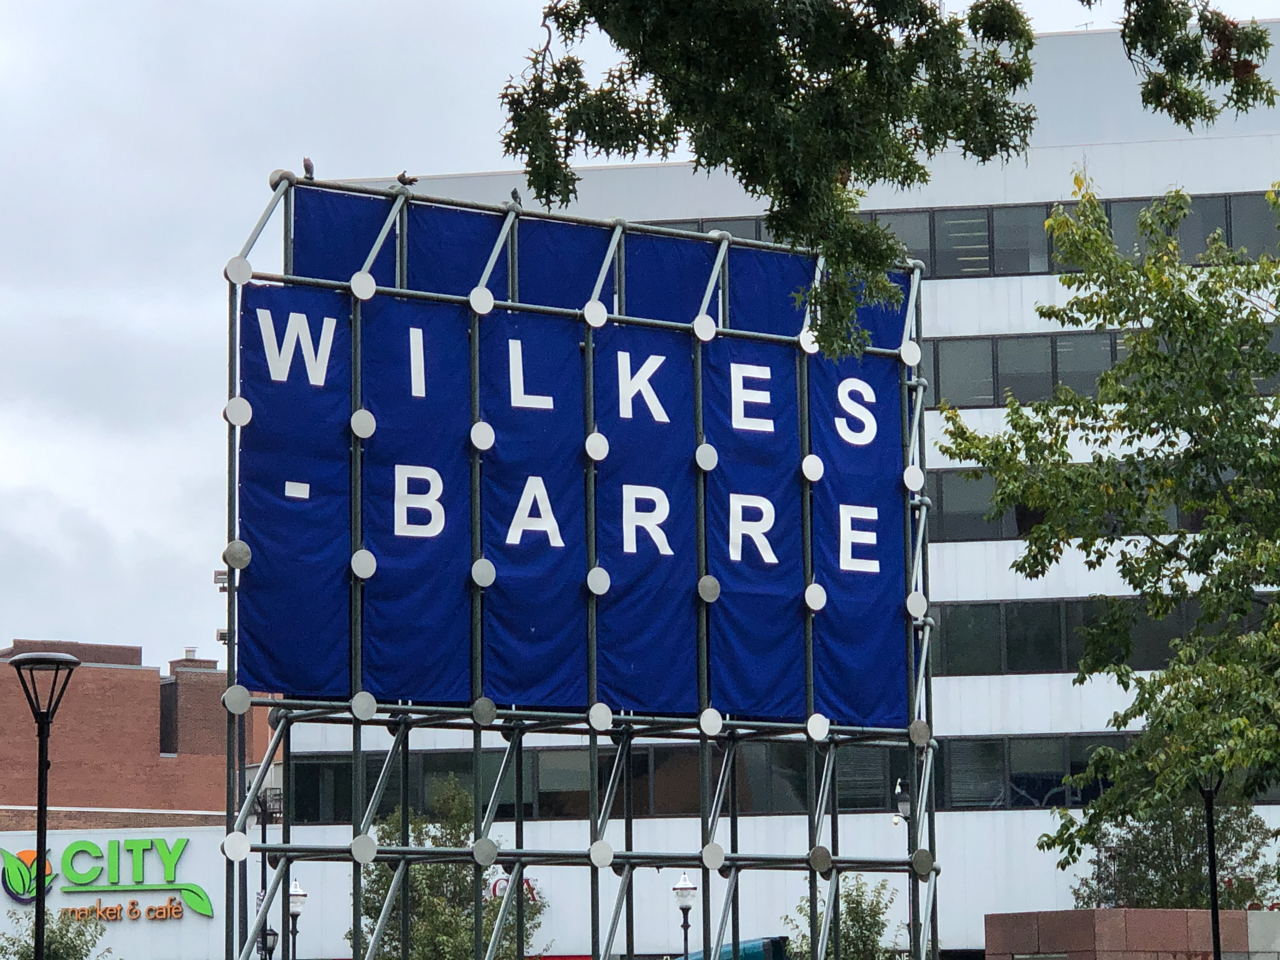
[{"left": 219, "top": 170, "right": 938, "bottom": 960}]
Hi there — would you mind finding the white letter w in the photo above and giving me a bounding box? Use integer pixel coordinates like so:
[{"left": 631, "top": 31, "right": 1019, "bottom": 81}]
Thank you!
[{"left": 257, "top": 309, "right": 337, "bottom": 386}]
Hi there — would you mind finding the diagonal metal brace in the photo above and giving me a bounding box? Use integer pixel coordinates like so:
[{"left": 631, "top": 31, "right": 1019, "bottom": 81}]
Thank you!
[
  {"left": 480, "top": 728, "right": 520, "bottom": 839},
  {"left": 706, "top": 738, "right": 738, "bottom": 842},
  {"left": 359, "top": 193, "right": 408, "bottom": 276},
  {"left": 238, "top": 177, "right": 292, "bottom": 261},
  {"left": 711, "top": 867, "right": 739, "bottom": 960},
  {"left": 597, "top": 732, "right": 630, "bottom": 836},
  {"left": 360, "top": 722, "right": 409, "bottom": 835},
  {"left": 236, "top": 857, "right": 288, "bottom": 960},
  {"left": 234, "top": 717, "right": 289, "bottom": 833},
  {"left": 697, "top": 234, "right": 731, "bottom": 320},
  {"left": 816, "top": 869, "right": 841, "bottom": 960},
  {"left": 589, "top": 223, "right": 625, "bottom": 305},
  {"left": 483, "top": 863, "right": 524, "bottom": 960},
  {"left": 812, "top": 742, "right": 837, "bottom": 841},
  {"left": 362, "top": 860, "right": 407, "bottom": 960},
  {"left": 477, "top": 208, "right": 518, "bottom": 292},
  {"left": 600, "top": 864, "right": 633, "bottom": 960}
]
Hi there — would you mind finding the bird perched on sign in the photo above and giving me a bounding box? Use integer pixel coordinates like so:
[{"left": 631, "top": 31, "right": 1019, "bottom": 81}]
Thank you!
[
  {"left": 302, "top": 157, "right": 314, "bottom": 180},
  {"left": 397, "top": 170, "right": 418, "bottom": 186},
  {"left": 510, "top": 187, "right": 522, "bottom": 205}
]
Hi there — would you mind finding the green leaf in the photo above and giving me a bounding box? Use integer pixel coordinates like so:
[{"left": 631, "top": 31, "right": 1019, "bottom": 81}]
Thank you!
[
  {"left": 178, "top": 883, "right": 214, "bottom": 917},
  {"left": 2, "top": 850, "right": 33, "bottom": 899}
]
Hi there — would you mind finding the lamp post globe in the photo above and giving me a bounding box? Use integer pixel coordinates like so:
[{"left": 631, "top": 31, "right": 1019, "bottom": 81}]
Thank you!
[
  {"left": 9, "top": 652, "right": 79, "bottom": 960},
  {"left": 288, "top": 878, "right": 307, "bottom": 960},
  {"left": 263, "top": 927, "right": 279, "bottom": 960},
  {"left": 672, "top": 871, "right": 697, "bottom": 960}
]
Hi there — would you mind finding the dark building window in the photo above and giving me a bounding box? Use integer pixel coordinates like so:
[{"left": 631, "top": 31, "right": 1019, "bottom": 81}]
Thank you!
[
  {"left": 878, "top": 211, "right": 932, "bottom": 274},
  {"left": 997, "top": 336, "right": 1054, "bottom": 403},
  {"left": 703, "top": 217, "right": 759, "bottom": 240},
  {"left": 935, "top": 338, "right": 995, "bottom": 406},
  {"left": 1229, "top": 194, "right": 1280, "bottom": 258},
  {"left": 946, "top": 740, "right": 1006, "bottom": 808},
  {"left": 993, "top": 205, "right": 1050, "bottom": 275},
  {"left": 1055, "top": 332, "right": 1113, "bottom": 398},
  {"left": 1009, "top": 738, "right": 1069, "bottom": 808},
  {"left": 937, "top": 603, "right": 1002, "bottom": 676},
  {"left": 1178, "top": 195, "right": 1227, "bottom": 262},
  {"left": 1004, "top": 601, "right": 1064, "bottom": 673},
  {"left": 934, "top": 208, "right": 991, "bottom": 277},
  {"left": 1108, "top": 199, "right": 1151, "bottom": 259},
  {"left": 927, "top": 470, "right": 1015, "bottom": 542}
]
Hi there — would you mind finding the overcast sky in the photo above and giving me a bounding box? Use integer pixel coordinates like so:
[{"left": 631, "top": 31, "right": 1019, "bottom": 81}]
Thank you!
[{"left": 1, "top": 0, "right": 1278, "bottom": 673}]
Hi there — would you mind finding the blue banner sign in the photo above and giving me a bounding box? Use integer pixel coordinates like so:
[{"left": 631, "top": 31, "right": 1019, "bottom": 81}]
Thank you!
[{"left": 235, "top": 187, "right": 915, "bottom": 727}]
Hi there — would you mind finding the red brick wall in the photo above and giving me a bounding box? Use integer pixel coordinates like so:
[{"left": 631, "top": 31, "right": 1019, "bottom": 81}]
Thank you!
[{"left": 0, "top": 642, "right": 246, "bottom": 831}]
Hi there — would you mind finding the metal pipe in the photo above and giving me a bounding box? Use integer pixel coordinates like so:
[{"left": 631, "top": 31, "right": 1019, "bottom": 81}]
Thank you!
[
  {"left": 913, "top": 619, "right": 935, "bottom": 723},
  {"left": 590, "top": 224, "right": 625, "bottom": 303},
  {"left": 600, "top": 865, "right": 632, "bottom": 960},
  {"left": 359, "top": 193, "right": 407, "bottom": 275},
  {"left": 477, "top": 209, "right": 517, "bottom": 291},
  {"left": 711, "top": 868, "right": 739, "bottom": 960},
  {"left": 360, "top": 724, "right": 408, "bottom": 835},
  {"left": 698, "top": 236, "right": 731, "bottom": 319},
  {"left": 480, "top": 733, "right": 519, "bottom": 839},
  {"left": 483, "top": 864, "right": 524, "bottom": 960},
  {"left": 597, "top": 739, "right": 629, "bottom": 836},
  {"left": 917, "top": 871, "right": 938, "bottom": 960},
  {"left": 236, "top": 858, "right": 289, "bottom": 960},
  {"left": 813, "top": 744, "right": 836, "bottom": 843},
  {"left": 235, "top": 719, "right": 289, "bottom": 833},
  {"left": 816, "top": 871, "right": 840, "bottom": 960},
  {"left": 706, "top": 738, "right": 738, "bottom": 842},
  {"left": 362, "top": 861, "right": 407, "bottom": 960},
  {"left": 238, "top": 178, "right": 291, "bottom": 260}
]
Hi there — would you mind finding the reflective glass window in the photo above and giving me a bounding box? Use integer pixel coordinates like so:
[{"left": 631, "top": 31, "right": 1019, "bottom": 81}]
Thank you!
[
  {"left": 736, "top": 742, "right": 770, "bottom": 814},
  {"left": 1230, "top": 194, "right": 1280, "bottom": 258},
  {"left": 1255, "top": 326, "right": 1280, "bottom": 396},
  {"left": 421, "top": 752, "right": 470, "bottom": 817},
  {"left": 936, "top": 471, "right": 1014, "bottom": 541},
  {"left": 1005, "top": 601, "right": 1063, "bottom": 673},
  {"left": 1055, "top": 333, "right": 1113, "bottom": 398},
  {"left": 1009, "top": 738, "right": 1068, "bottom": 808},
  {"left": 997, "top": 336, "right": 1054, "bottom": 403},
  {"left": 652, "top": 746, "right": 701, "bottom": 816},
  {"left": 936, "top": 338, "right": 995, "bottom": 406},
  {"left": 652, "top": 220, "right": 700, "bottom": 232},
  {"left": 1178, "top": 196, "right": 1227, "bottom": 262},
  {"left": 836, "top": 747, "right": 888, "bottom": 811},
  {"left": 947, "top": 740, "right": 1006, "bottom": 808},
  {"left": 993, "top": 205, "right": 1049, "bottom": 274},
  {"left": 536, "top": 749, "right": 591, "bottom": 818},
  {"left": 934, "top": 208, "right": 991, "bottom": 277},
  {"left": 1065, "top": 598, "right": 1109, "bottom": 670},
  {"left": 919, "top": 339, "right": 936, "bottom": 405},
  {"left": 878, "top": 211, "right": 932, "bottom": 273},
  {"left": 768, "top": 742, "right": 809, "bottom": 814},
  {"left": 939, "top": 604, "right": 1002, "bottom": 675},
  {"left": 1069, "top": 734, "right": 1126, "bottom": 805},
  {"left": 1109, "top": 199, "right": 1151, "bottom": 259},
  {"left": 1130, "top": 603, "right": 1182, "bottom": 670},
  {"left": 703, "top": 217, "right": 759, "bottom": 240}
]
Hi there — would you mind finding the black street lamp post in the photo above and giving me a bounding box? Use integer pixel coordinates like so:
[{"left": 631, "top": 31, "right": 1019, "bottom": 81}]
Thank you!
[
  {"left": 673, "top": 872, "right": 696, "bottom": 960},
  {"left": 9, "top": 652, "right": 79, "bottom": 960}
]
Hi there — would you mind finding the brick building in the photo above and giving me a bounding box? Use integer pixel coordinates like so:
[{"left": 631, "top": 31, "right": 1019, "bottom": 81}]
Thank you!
[{"left": 0, "top": 639, "right": 249, "bottom": 830}]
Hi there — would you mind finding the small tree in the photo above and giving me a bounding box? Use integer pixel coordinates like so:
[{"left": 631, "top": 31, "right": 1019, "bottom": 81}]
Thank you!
[
  {"left": 782, "top": 874, "right": 901, "bottom": 960},
  {"left": 352, "top": 776, "right": 546, "bottom": 960},
  {"left": 0, "top": 910, "right": 108, "bottom": 960},
  {"left": 1073, "top": 798, "right": 1280, "bottom": 908}
]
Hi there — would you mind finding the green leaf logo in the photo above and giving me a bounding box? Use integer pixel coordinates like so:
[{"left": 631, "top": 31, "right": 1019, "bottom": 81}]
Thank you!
[
  {"left": 176, "top": 884, "right": 213, "bottom": 917},
  {"left": 1, "top": 849, "right": 34, "bottom": 903}
]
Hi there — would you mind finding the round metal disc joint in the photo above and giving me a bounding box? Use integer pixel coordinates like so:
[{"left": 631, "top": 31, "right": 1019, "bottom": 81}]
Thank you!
[
  {"left": 350, "top": 271, "right": 377, "bottom": 302},
  {"left": 583, "top": 300, "right": 608, "bottom": 329},
  {"left": 909, "top": 718, "right": 932, "bottom": 747},
  {"left": 224, "top": 396, "right": 253, "bottom": 427},
  {"left": 224, "top": 257, "right": 254, "bottom": 286},
  {"left": 223, "top": 540, "right": 252, "bottom": 570},
  {"left": 699, "top": 707, "right": 724, "bottom": 737},
  {"left": 587, "top": 566, "right": 611, "bottom": 597},
  {"left": 701, "top": 842, "right": 725, "bottom": 871},
  {"left": 471, "top": 558, "right": 496, "bottom": 588},
  {"left": 698, "top": 575, "right": 721, "bottom": 603},
  {"left": 350, "top": 409, "right": 377, "bottom": 439},
  {"left": 692, "top": 314, "right": 717, "bottom": 343},
  {"left": 809, "top": 845, "right": 833, "bottom": 876},
  {"left": 588, "top": 702, "right": 613, "bottom": 732},
  {"left": 268, "top": 169, "right": 297, "bottom": 189},
  {"left": 222, "top": 685, "right": 252, "bottom": 716},
  {"left": 799, "top": 327, "right": 819, "bottom": 355},
  {"left": 899, "top": 340, "right": 923, "bottom": 367},
  {"left": 350, "top": 833, "right": 378, "bottom": 865},
  {"left": 472, "top": 696, "right": 498, "bottom": 726},
  {"left": 903, "top": 464, "right": 925, "bottom": 493},
  {"left": 585, "top": 432, "right": 610, "bottom": 462},
  {"left": 911, "top": 848, "right": 935, "bottom": 878},
  {"left": 906, "top": 591, "right": 929, "bottom": 619},
  {"left": 472, "top": 837, "right": 498, "bottom": 867},
  {"left": 589, "top": 839, "right": 614, "bottom": 868},
  {"left": 470, "top": 421, "right": 495, "bottom": 452},
  {"left": 806, "top": 712, "right": 831, "bottom": 742},
  {"left": 468, "top": 286, "right": 495, "bottom": 316},
  {"left": 350, "top": 690, "right": 378, "bottom": 721},
  {"left": 804, "top": 583, "right": 827, "bottom": 612},
  {"left": 801, "top": 454, "right": 824, "bottom": 482},
  {"left": 351, "top": 549, "right": 377, "bottom": 580},
  {"left": 221, "top": 831, "right": 251, "bottom": 862},
  {"left": 695, "top": 443, "right": 719, "bottom": 472}
]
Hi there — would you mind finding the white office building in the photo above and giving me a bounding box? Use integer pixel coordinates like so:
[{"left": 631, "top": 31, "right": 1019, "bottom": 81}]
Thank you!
[{"left": 273, "top": 22, "right": 1280, "bottom": 959}]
